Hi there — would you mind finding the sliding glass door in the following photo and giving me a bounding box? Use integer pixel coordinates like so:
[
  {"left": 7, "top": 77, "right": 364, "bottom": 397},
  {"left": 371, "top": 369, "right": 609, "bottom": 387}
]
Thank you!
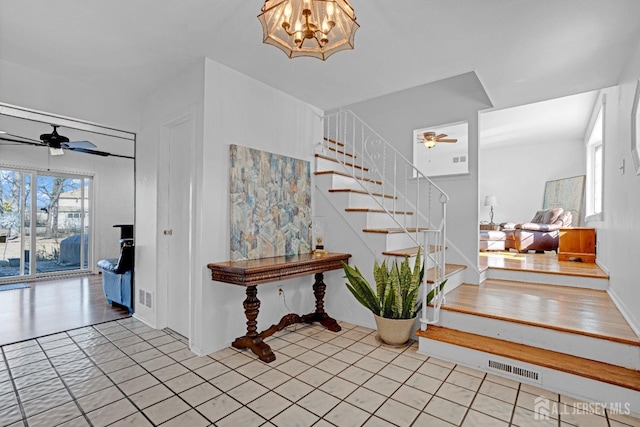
[{"left": 0, "top": 168, "right": 92, "bottom": 282}]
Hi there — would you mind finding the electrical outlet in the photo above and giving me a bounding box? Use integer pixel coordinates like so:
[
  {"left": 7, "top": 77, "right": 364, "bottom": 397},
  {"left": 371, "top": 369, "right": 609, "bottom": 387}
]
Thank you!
[
  {"left": 278, "top": 288, "right": 284, "bottom": 296},
  {"left": 145, "top": 291, "right": 153, "bottom": 308}
]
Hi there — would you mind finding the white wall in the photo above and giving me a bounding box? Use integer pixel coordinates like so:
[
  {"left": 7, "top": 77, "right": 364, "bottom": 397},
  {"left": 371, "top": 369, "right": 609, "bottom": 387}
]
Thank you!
[
  {"left": 195, "top": 59, "right": 324, "bottom": 354},
  {"left": 594, "top": 40, "right": 640, "bottom": 334},
  {"left": 137, "top": 58, "right": 324, "bottom": 354},
  {"left": 0, "top": 59, "right": 138, "bottom": 264},
  {"left": 479, "top": 138, "right": 586, "bottom": 226},
  {"left": 135, "top": 60, "right": 206, "bottom": 329}
]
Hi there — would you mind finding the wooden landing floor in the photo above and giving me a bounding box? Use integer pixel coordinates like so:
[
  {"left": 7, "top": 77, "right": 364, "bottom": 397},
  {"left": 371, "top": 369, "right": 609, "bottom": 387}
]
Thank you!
[
  {"left": 479, "top": 251, "right": 608, "bottom": 279},
  {"left": 442, "top": 280, "right": 639, "bottom": 345},
  {"left": 0, "top": 274, "right": 130, "bottom": 346}
]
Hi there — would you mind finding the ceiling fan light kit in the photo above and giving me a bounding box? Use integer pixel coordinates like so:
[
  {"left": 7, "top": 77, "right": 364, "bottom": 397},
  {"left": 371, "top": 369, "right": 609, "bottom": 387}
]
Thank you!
[
  {"left": 418, "top": 131, "right": 458, "bottom": 149},
  {"left": 258, "top": 0, "right": 359, "bottom": 60}
]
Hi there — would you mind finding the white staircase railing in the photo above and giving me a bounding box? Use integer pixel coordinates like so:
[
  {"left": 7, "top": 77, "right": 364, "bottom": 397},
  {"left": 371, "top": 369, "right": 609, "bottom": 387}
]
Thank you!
[{"left": 324, "top": 110, "right": 449, "bottom": 329}]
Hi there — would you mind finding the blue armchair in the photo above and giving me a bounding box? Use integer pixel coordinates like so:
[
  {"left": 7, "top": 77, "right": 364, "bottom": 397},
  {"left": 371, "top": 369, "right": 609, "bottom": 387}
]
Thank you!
[{"left": 98, "top": 240, "right": 134, "bottom": 313}]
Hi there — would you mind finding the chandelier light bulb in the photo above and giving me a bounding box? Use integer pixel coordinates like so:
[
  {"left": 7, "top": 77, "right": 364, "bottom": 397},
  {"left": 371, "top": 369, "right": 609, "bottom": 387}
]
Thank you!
[
  {"left": 326, "top": 2, "right": 334, "bottom": 16},
  {"left": 284, "top": 3, "right": 292, "bottom": 19}
]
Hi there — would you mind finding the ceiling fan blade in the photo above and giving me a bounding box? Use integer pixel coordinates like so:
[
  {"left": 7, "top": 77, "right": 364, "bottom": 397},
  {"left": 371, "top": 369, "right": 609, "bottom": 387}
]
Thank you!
[
  {"left": 434, "top": 134, "right": 447, "bottom": 139},
  {"left": 68, "top": 147, "right": 134, "bottom": 159},
  {"left": 65, "top": 140, "right": 97, "bottom": 149},
  {"left": 437, "top": 139, "right": 457, "bottom": 143},
  {"left": 6, "top": 132, "right": 43, "bottom": 143},
  {"left": 0, "top": 135, "right": 46, "bottom": 147}
]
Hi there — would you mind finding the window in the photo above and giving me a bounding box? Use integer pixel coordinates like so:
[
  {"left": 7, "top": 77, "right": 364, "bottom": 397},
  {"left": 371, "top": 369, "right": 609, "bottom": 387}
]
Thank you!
[
  {"left": 586, "top": 104, "right": 603, "bottom": 221},
  {"left": 0, "top": 168, "right": 92, "bottom": 282}
]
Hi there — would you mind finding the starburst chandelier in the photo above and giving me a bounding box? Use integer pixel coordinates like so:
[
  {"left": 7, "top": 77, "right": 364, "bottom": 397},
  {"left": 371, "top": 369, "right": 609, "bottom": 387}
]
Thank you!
[{"left": 258, "top": 0, "right": 359, "bottom": 61}]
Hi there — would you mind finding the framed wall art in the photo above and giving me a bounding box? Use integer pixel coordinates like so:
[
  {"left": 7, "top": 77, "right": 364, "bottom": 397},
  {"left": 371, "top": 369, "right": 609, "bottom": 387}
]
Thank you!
[
  {"left": 542, "top": 175, "right": 585, "bottom": 227},
  {"left": 229, "top": 145, "right": 312, "bottom": 261}
]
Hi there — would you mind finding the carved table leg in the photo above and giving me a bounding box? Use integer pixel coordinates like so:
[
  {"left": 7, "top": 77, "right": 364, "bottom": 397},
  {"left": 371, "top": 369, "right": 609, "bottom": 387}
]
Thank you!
[
  {"left": 231, "top": 286, "right": 275, "bottom": 363},
  {"left": 302, "top": 272, "right": 341, "bottom": 332}
]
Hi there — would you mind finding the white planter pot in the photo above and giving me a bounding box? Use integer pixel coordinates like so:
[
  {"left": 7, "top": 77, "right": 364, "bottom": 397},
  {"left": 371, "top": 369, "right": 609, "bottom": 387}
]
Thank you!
[{"left": 373, "top": 314, "right": 416, "bottom": 346}]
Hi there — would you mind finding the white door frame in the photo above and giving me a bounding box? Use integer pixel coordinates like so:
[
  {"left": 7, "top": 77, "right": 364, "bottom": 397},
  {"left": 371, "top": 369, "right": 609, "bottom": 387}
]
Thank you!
[{"left": 157, "top": 108, "right": 196, "bottom": 341}]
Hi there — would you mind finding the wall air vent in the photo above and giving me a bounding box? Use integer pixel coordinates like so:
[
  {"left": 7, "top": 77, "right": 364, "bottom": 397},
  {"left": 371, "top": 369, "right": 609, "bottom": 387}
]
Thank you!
[{"left": 488, "top": 359, "right": 542, "bottom": 383}]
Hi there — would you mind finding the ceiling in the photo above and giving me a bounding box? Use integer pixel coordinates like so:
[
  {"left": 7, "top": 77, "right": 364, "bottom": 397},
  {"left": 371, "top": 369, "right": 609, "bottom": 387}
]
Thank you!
[
  {"left": 0, "top": 1, "right": 639, "bottom": 137},
  {"left": 480, "top": 90, "right": 600, "bottom": 147}
]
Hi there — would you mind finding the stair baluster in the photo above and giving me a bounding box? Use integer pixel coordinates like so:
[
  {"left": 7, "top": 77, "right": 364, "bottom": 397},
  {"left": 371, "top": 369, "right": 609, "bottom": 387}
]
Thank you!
[{"left": 323, "top": 110, "right": 449, "bottom": 329}]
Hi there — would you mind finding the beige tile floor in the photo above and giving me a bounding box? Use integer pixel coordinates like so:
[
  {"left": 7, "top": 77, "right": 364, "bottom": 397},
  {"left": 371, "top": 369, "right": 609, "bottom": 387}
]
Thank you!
[{"left": 0, "top": 317, "right": 638, "bottom": 427}]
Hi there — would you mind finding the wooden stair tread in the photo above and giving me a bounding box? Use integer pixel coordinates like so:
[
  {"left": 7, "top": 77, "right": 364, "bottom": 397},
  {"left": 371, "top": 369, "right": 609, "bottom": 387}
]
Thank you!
[
  {"left": 327, "top": 146, "right": 355, "bottom": 158},
  {"left": 363, "top": 227, "right": 429, "bottom": 234},
  {"left": 328, "top": 188, "right": 397, "bottom": 199},
  {"left": 315, "top": 154, "right": 368, "bottom": 172},
  {"left": 324, "top": 137, "right": 344, "bottom": 147},
  {"left": 314, "top": 170, "right": 382, "bottom": 185},
  {"left": 416, "top": 325, "right": 640, "bottom": 392},
  {"left": 346, "top": 208, "right": 413, "bottom": 215},
  {"left": 382, "top": 245, "right": 445, "bottom": 257},
  {"left": 441, "top": 281, "right": 640, "bottom": 346},
  {"left": 427, "top": 264, "right": 466, "bottom": 281}
]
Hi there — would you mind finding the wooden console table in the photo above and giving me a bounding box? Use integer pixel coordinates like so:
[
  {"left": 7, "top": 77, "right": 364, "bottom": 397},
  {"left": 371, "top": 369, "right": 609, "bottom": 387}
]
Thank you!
[{"left": 207, "top": 252, "right": 351, "bottom": 363}]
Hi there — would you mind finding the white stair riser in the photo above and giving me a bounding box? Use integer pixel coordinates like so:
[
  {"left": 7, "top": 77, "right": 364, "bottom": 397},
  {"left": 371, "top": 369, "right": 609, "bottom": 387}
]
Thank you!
[
  {"left": 359, "top": 211, "right": 416, "bottom": 229},
  {"left": 417, "top": 338, "right": 640, "bottom": 418},
  {"left": 347, "top": 193, "right": 397, "bottom": 210},
  {"left": 327, "top": 174, "right": 383, "bottom": 193},
  {"left": 315, "top": 157, "right": 371, "bottom": 176},
  {"left": 435, "top": 310, "right": 640, "bottom": 370},
  {"left": 358, "top": 231, "right": 416, "bottom": 255},
  {"left": 487, "top": 268, "right": 609, "bottom": 290},
  {"left": 316, "top": 173, "right": 396, "bottom": 210}
]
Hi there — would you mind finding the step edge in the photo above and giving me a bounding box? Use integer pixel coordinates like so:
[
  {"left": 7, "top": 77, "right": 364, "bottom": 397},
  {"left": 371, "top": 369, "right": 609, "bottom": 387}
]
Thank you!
[
  {"left": 328, "top": 188, "right": 397, "bottom": 199},
  {"left": 326, "top": 146, "right": 355, "bottom": 158},
  {"left": 345, "top": 208, "right": 414, "bottom": 215},
  {"left": 416, "top": 325, "right": 640, "bottom": 392},
  {"left": 363, "top": 227, "right": 430, "bottom": 234},
  {"left": 382, "top": 246, "right": 448, "bottom": 257},
  {"left": 487, "top": 265, "right": 608, "bottom": 280},
  {"left": 315, "top": 154, "right": 368, "bottom": 171},
  {"left": 314, "top": 170, "right": 382, "bottom": 185},
  {"left": 323, "top": 137, "right": 344, "bottom": 147},
  {"left": 438, "top": 304, "right": 640, "bottom": 347}
]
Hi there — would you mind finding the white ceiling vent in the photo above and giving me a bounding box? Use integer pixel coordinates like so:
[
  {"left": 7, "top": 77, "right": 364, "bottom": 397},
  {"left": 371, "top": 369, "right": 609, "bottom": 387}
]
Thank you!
[{"left": 488, "top": 359, "right": 542, "bottom": 384}]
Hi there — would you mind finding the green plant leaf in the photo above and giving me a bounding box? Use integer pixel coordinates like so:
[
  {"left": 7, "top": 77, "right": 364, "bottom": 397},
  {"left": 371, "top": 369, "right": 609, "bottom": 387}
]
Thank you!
[
  {"left": 343, "top": 262, "right": 380, "bottom": 315},
  {"left": 426, "top": 278, "right": 448, "bottom": 304},
  {"left": 373, "top": 259, "right": 387, "bottom": 301}
]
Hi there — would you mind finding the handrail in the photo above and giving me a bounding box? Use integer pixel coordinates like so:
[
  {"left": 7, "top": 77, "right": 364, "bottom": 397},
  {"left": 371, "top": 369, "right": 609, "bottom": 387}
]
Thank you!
[{"left": 323, "top": 110, "right": 448, "bottom": 329}]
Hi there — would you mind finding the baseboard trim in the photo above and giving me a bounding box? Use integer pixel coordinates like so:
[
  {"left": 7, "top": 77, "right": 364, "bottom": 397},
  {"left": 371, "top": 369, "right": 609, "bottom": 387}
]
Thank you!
[{"left": 607, "top": 287, "right": 640, "bottom": 338}]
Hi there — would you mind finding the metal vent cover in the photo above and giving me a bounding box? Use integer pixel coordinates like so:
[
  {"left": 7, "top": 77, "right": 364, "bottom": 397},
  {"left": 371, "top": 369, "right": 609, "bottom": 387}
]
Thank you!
[{"left": 488, "top": 359, "right": 542, "bottom": 383}]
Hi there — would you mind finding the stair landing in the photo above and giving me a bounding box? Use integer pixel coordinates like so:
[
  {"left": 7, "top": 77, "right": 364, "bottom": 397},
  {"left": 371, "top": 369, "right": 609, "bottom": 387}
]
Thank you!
[{"left": 480, "top": 251, "right": 607, "bottom": 279}]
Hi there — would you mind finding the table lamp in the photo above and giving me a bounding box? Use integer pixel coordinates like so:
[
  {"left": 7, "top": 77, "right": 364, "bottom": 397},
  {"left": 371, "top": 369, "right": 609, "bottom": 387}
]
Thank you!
[
  {"left": 312, "top": 216, "right": 327, "bottom": 255},
  {"left": 484, "top": 195, "right": 498, "bottom": 225}
]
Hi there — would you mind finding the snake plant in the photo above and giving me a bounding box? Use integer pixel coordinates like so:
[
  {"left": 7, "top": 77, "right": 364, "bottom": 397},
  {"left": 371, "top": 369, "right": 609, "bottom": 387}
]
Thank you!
[{"left": 343, "top": 247, "right": 446, "bottom": 320}]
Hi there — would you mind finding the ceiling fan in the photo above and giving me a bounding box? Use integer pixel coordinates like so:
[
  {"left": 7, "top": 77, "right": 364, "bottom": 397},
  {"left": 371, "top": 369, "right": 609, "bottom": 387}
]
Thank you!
[
  {"left": 0, "top": 124, "right": 134, "bottom": 159},
  {"left": 417, "top": 131, "right": 457, "bottom": 149}
]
